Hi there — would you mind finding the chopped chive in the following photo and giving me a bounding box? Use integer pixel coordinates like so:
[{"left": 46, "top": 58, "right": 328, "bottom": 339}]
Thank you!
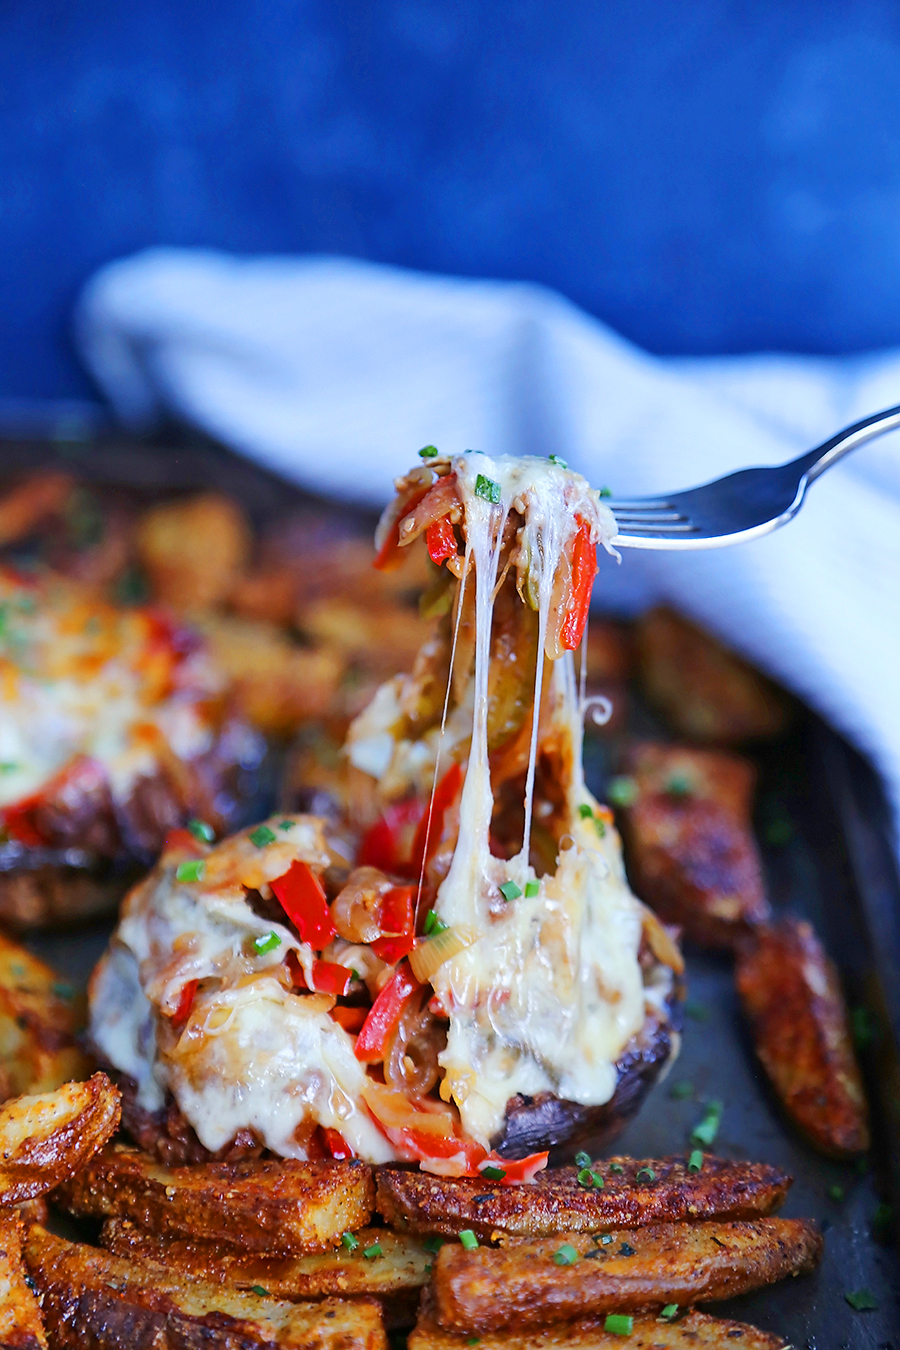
[
  {"left": 0, "top": 762, "right": 17, "bottom": 773},
  {"left": 594, "top": 816, "right": 606, "bottom": 838},
  {"left": 481, "top": 1165, "right": 506, "bottom": 1181},
  {"left": 187, "top": 818, "right": 215, "bottom": 843},
  {"left": 424, "top": 909, "right": 449, "bottom": 936},
  {"left": 851, "top": 1007, "right": 874, "bottom": 1050},
  {"left": 873, "top": 1201, "right": 894, "bottom": 1231},
  {"left": 845, "top": 1289, "right": 878, "bottom": 1312},
  {"left": 52, "top": 982, "right": 76, "bottom": 1000},
  {"left": 278, "top": 819, "right": 294, "bottom": 831},
  {"left": 176, "top": 859, "right": 205, "bottom": 883},
  {"left": 418, "top": 445, "right": 439, "bottom": 458},
  {"left": 424, "top": 1263, "right": 432, "bottom": 1275},
  {"left": 636, "top": 1167, "right": 656, "bottom": 1184},
  {"left": 688, "top": 1150, "right": 704, "bottom": 1173},
  {"left": 549, "top": 454, "right": 568, "bottom": 468},
  {"left": 665, "top": 773, "right": 692, "bottom": 798},
  {"left": 659, "top": 1305, "right": 679, "bottom": 1322},
  {"left": 250, "top": 1285, "right": 270, "bottom": 1297},
  {"left": 423, "top": 1235, "right": 445, "bottom": 1253},
  {"left": 691, "top": 1101, "right": 723, "bottom": 1147},
  {"left": 618, "top": 1242, "right": 636, "bottom": 1257},
  {"left": 577, "top": 1168, "right": 594, "bottom": 1187},
  {"left": 341, "top": 1232, "right": 359, "bottom": 1250},
  {"left": 599, "top": 486, "right": 613, "bottom": 499},
  {"left": 459, "top": 1230, "right": 479, "bottom": 1250},
  {"left": 604, "top": 1314, "right": 634, "bottom": 1336},
  {"left": 524, "top": 879, "right": 540, "bottom": 898},
  {"left": 574, "top": 1151, "right": 592, "bottom": 1168},
  {"left": 600, "top": 1233, "right": 614, "bottom": 1245},
  {"left": 669, "top": 1080, "right": 693, "bottom": 1100},
  {"left": 610, "top": 1162, "right": 624, "bottom": 1174},
  {"left": 474, "top": 474, "right": 501, "bottom": 504},
  {"left": 499, "top": 880, "right": 522, "bottom": 901},
  {"left": 466, "top": 1340, "right": 480, "bottom": 1347},
  {"left": 591, "top": 1172, "right": 604, "bottom": 1189},
  {"left": 578, "top": 803, "right": 594, "bottom": 819},
  {"left": 684, "top": 999, "right": 708, "bottom": 1021},
  {"left": 362, "top": 1243, "right": 383, "bottom": 1260},
  {"left": 553, "top": 1243, "right": 579, "bottom": 1266},
  {"left": 350, "top": 969, "right": 360, "bottom": 982},
  {"left": 606, "top": 776, "right": 638, "bottom": 808},
  {"left": 249, "top": 825, "right": 277, "bottom": 847},
  {"left": 253, "top": 931, "right": 281, "bottom": 955},
  {"left": 828, "top": 1184, "right": 845, "bottom": 1203}
]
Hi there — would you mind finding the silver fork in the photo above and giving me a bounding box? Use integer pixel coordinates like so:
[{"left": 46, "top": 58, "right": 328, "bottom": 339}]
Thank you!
[{"left": 608, "top": 403, "right": 900, "bottom": 548}]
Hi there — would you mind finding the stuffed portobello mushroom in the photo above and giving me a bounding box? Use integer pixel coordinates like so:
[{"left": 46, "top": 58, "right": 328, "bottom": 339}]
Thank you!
[{"left": 89, "top": 453, "right": 684, "bottom": 1172}]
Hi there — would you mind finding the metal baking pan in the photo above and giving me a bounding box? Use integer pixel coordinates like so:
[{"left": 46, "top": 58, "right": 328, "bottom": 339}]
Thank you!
[{"left": 6, "top": 431, "right": 900, "bottom": 1346}]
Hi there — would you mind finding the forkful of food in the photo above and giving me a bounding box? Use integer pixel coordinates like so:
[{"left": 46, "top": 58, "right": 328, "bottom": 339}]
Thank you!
[{"left": 606, "top": 402, "right": 900, "bottom": 548}]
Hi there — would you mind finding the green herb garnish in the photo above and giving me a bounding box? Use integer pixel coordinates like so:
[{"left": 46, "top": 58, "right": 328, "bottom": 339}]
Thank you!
[
  {"left": 52, "top": 982, "right": 76, "bottom": 1000},
  {"left": 253, "top": 931, "right": 281, "bottom": 955},
  {"left": 250, "top": 1285, "right": 270, "bottom": 1296},
  {"left": 363, "top": 1243, "right": 383, "bottom": 1260},
  {"left": 524, "top": 879, "right": 540, "bottom": 897},
  {"left": 609, "top": 1163, "right": 624, "bottom": 1174},
  {"left": 419, "top": 445, "right": 439, "bottom": 458},
  {"left": 499, "top": 880, "right": 522, "bottom": 901},
  {"left": 424, "top": 909, "right": 449, "bottom": 936},
  {"left": 600, "top": 1233, "right": 614, "bottom": 1245},
  {"left": 604, "top": 1314, "right": 634, "bottom": 1336},
  {"left": 176, "top": 859, "right": 206, "bottom": 883},
  {"left": 424, "top": 1235, "right": 445, "bottom": 1253},
  {"left": 665, "top": 773, "right": 692, "bottom": 798},
  {"left": 688, "top": 1150, "right": 704, "bottom": 1173},
  {"left": 249, "top": 825, "right": 277, "bottom": 848},
  {"left": 851, "top": 1007, "right": 874, "bottom": 1050},
  {"left": 845, "top": 1289, "right": 878, "bottom": 1312},
  {"left": 474, "top": 474, "right": 501, "bottom": 504},
  {"left": 606, "top": 776, "right": 638, "bottom": 808},
  {"left": 599, "top": 486, "right": 613, "bottom": 499},
  {"left": 574, "top": 1151, "right": 592, "bottom": 1168},
  {"left": 669, "top": 1080, "right": 693, "bottom": 1100},
  {"left": 636, "top": 1167, "right": 656, "bottom": 1183},
  {"left": 684, "top": 999, "right": 708, "bottom": 1021},
  {"left": 578, "top": 803, "right": 594, "bottom": 819},
  {"left": 278, "top": 819, "right": 294, "bottom": 831},
  {"left": 828, "top": 1184, "right": 845, "bottom": 1203},
  {"left": 553, "top": 1243, "right": 579, "bottom": 1266},
  {"left": 549, "top": 455, "right": 568, "bottom": 468},
  {"left": 659, "top": 1305, "right": 679, "bottom": 1322},
  {"left": 481, "top": 1165, "right": 506, "bottom": 1181},
  {"left": 459, "top": 1230, "right": 479, "bottom": 1250},
  {"left": 691, "top": 1101, "right": 723, "bottom": 1147},
  {"left": 0, "top": 763, "right": 17, "bottom": 774},
  {"left": 341, "top": 1232, "right": 359, "bottom": 1250},
  {"left": 577, "top": 1168, "right": 594, "bottom": 1187},
  {"left": 187, "top": 818, "right": 215, "bottom": 843}
]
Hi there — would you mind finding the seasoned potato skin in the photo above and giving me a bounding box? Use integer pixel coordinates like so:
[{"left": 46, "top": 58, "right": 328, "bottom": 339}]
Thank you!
[
  {"left": 0, "top": 932, "right": 90, "bottom": 1097},
  {"left": 0, "top": 1211, "right": 47, "bottom": 1350},
  {"left": 24, "top": 1225, "right": 387, "bottom": 1350},
  {"left": 100, "top": 1222, "right": 429, "bottom": 1329},
  {"left": 619, "top": 743, "right": 770, "bottom": 949},
  {"left": 56, "top": 1146, "right": 375, "bottom": 1254},
  {"left": 636, "top": 608, "right": 791, "bottom": 744},
  {"left": 375, "top": 1154, "right": 791, "bottom": 1240},
  {"left": 432, "top": 1218, "right": 822, "bottom": 1332},
  {"left": 736, "top": 919, "right": 869, "bottom": 1157},
  {"left": 0, "top": 1073, "right": 120, "bottom": 1205},
  {"left": 410, "top": 1300, "right": 789, "bottom": 1350}
]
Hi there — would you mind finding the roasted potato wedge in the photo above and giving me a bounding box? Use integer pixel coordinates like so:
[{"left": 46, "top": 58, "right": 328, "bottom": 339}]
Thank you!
[
  {"left": 0, "top": 1211, "right": 47, "bottom": 1349},
  {"left": 431, "top": 1218, "right": 821, "bottom": 1332},
  {"left": 0, "top": 1073, "right": 120, "bottom": 1204},
  {"left": 24, "top": 1225, "right": 386, "bottom": 1350},
  {"left": 0, "top": 933, "right": 90, "bottom": 1097},
  {"left": 56, "top": 1146, "right": 375, "bottom": 1254},
  {"left": 411, "top": 1299, "right": 789, "bottom": 1350},
  {"left": 101, "top": 1222, "right": 429, "bottom": 1329},
  {"left": 136, "top": 492, "right": 252, "bottom": 612},
  {"left": 619, "top": 743, "right": 770, "bottom": 948},
  {"left": 636, "top": 608, "right": 791, "bottom": 744},
  {"left": 375, "top": 1155, "right": 790, "bottom": 1240},
  {"left": 736, "top": 918, "right": 869, "bottom": 1156}
]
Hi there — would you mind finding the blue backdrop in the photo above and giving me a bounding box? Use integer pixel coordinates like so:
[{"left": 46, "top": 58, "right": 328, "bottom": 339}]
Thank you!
[{"left": 4, "top": 0, "right": 900, "bottom": 400}]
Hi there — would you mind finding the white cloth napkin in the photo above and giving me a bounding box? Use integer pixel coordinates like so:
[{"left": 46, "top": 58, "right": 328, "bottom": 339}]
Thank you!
[{"left": 76, "top": 247, "right": 900, "bottom": 834}]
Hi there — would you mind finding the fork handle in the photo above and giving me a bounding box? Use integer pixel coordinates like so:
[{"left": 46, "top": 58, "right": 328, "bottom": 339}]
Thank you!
[{"left": 796, "top": 402, "right": 900, "bottom": 483}]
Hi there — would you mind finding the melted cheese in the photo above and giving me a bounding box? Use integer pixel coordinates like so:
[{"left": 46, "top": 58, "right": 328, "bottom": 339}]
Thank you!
[{"left": 0, "top": 570, "right": 222, "bottom": 809}]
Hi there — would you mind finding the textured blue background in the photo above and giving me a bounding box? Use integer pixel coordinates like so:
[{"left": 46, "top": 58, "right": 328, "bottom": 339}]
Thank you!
[{"left": 3, "top": 0, "right": 900, "bottom": 399}]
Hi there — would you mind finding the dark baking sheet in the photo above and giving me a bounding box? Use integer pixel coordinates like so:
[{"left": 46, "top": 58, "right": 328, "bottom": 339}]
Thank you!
[{"left": 6, "top": 431, "right": 900, "bottom": 1346}]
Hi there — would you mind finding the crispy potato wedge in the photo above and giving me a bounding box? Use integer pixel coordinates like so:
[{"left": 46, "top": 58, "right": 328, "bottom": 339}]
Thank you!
[
  {"left": 24, "top": 1225, "right": 386, "bottom": 1350},
  {"left": 57, "top": 1146, "right": 375, "bottom": 1254},
  {"left": 431, "top": 1218, "right": 821, "bottom": 1332},
  {"left": 375, "top": 1155, "right": 791, "bottom": 1240},
  {"left": 636, "top": 608, "right": 791, "bottom": 744},
  {"left": 411, "top": 1299, "right": 789, "bottom": 1350},
  {"left": 619, "top": 743, "right": 770, "bottom": 948},
  {"left": 0, "top": 1073, "right": 120, "bottom": 1204},
  {"left": 136, "top": 492, "right": 252, "bottom": 612},
  {"left": 0, "top": 1211, "right": 47, "bottom": 1349},
  {"left": 736, "top": 918, "right": 869, "bottom": 1156},
  {"left": 0, "top": 934, "right": 90, "bottom": 1097},
  {"left": 101, "top": 1222, "right": 429, "bottom": 1329}
]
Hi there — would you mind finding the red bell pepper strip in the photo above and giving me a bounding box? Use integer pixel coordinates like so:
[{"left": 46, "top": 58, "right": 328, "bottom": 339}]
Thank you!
[
  {"left": 330, "top": 1005, "right": 368, "bottom": 1034},
  {"left": 271, "top": 861, "right": 336, "bottom": 949},
  {"left": 370, "top": 884, "right": 415, "bottom": 963},
  {"left": 357, "top": 798, "right": 423, "bottom": 875},
  {"left": 319, "top": 1126, "right": 354, "bottom": 1160},
  {"left": 479, "top": 1150, "right": 549, "bottom": 1184},
  {"left": 370, "top": 933, "right": 416, "bottom": 964},
  {"left": 559, "top": 517, "right": 597, "bottom": 652},
  {"left": 409, "top": 762, "right": 463, "bottom": 874},
  {"left": 311, "top": 960, "right": 352, "bottom": 997},
  {"left": 426, "top": 515, "right": 457, "bottom": 565},
  {"left": 361, "top": 1081, "right": 487, "bottom": 1171},
  {"left": 171, "top": 980, "right": 198, "bottom": 1028},
  {"left": 354, "top": 962, "right": 421, "bottom": 1063},
  {"left": 373, "top": 485, "right": 431, "bottom": 571},
  {"left": 163, "top": 828, "right": 201, "bottom": 857}
]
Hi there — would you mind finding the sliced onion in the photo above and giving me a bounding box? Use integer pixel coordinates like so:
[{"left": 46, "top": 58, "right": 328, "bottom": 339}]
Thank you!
[{"left": 409, "top": 925, "right": 477, "bottom": 984}]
